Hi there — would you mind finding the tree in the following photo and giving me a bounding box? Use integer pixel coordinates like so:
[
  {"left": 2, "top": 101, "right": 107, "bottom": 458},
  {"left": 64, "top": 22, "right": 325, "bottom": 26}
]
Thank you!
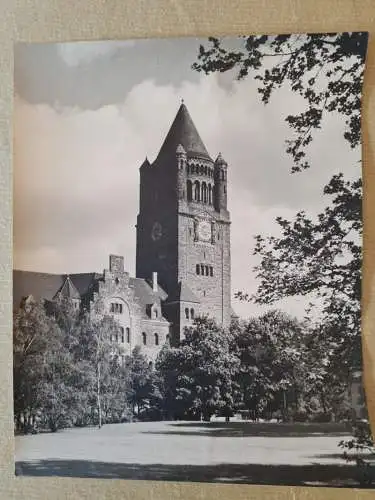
[
  {"left": 193, "top": 32, "right": 367, "bottom": 380},
  {"left": 13, "top": 297, "right": 60, "bottom": 432},
  {"left": 193, "top": 33, "right": 367, "bottom": 171},
  {"left": 235, "top": 310, "right": 307, "bottom": 421},
  {"left": 156, "top": 317, "right": 240, "bottom": 421},
  {"left": 76, "top": 314, "right": 123, "bottom": 428},
  {"left": 126, "top": 346, "right": 163, "bottom": 420}
]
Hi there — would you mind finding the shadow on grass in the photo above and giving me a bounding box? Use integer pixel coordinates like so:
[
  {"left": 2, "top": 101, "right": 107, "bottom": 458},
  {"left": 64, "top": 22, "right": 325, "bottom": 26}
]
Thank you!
[
  {"left": 15, "top": 459, "right": 370, "bottom": 488},
  {"left": 142, "top": 421, "right": 352, "bottom": 438}
]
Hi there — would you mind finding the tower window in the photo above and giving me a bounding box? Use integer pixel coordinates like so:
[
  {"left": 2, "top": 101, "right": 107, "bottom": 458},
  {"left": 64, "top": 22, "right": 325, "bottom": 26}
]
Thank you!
[
  {"left": 142, "top": 332, "right": 147, "bottom": 345},
  {"left": 224, "top": 185, "right": 226, "bottom": 194},
  {"left": 196, "top": 264, "right": 200, "bottom": 275},
  {"left": 190, "top": 308, "right": 194, "bottom": 319},
  {"left": 154, "top": 333, "right": 159, "bottom": 346},
  {"left": 200, "top": 264, "right": 205, "bottom": 275},
  {"left": 210, "top": 266, "right": 213, "bottom": 277},
  {"left": 126, "top": 327, "right": 130, "bottom": 343},
  {"left": 201, "top": 182, "right": 207, "bottom": 203},
  {"left": 194, "top": 181, "right": 200, "bottom": 202},
  {"left": 187, "top": 180, "right": 192, "bottom": 201},
  {"left": 120, "top": 327, "right": 125, "bottom": 343},
  {"left": 185, "top": 307, "right": 189, "bottom": 319},
  {"left": 205, "top": 265, "right": 209, "bottom": 276}
]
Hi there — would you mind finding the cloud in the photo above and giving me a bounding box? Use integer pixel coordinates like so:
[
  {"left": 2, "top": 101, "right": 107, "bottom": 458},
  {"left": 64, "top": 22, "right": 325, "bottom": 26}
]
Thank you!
[
  {"left": 57, "top": 40, "right": 136, "bottom": 67},
  {"left": 13, "top": 48, "right": 361, "bottom": 320}
]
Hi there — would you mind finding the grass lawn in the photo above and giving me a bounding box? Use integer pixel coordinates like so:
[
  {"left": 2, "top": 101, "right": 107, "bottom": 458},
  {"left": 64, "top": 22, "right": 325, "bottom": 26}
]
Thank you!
[{"left": 15, "top": 420, "right": 371, "bottom": 487}]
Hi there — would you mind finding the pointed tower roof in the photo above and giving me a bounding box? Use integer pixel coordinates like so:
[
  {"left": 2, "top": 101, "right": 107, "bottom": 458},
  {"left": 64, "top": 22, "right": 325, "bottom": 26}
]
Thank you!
[
  {"left": 155, "top": 103, "right": 212, "bottom": 164},
  {"left": 54, "top": 275, "right": 81, "bottom": 300}
]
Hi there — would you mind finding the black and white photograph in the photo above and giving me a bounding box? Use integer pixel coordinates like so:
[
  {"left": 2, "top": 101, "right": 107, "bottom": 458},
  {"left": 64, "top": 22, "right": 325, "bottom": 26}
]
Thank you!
[{"left": 13, "top": 32, "right": 373, "bottom": 487}]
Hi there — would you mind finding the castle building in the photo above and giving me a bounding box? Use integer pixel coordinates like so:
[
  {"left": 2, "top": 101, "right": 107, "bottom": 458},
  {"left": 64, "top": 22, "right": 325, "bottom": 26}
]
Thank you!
[{"left": 13, "top": 103, "right": 231, "bottom": 359}]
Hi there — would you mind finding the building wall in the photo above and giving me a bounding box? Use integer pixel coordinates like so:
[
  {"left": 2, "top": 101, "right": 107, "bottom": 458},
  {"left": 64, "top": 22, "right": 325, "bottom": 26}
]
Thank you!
[{"left": 90, "top": 258, "right": 169, "bottom": 361}]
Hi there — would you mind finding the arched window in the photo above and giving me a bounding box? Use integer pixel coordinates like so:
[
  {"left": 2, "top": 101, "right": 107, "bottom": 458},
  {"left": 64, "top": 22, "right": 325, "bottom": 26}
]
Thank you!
[
  {"left": 196, "top": 264, "right": 200, "bottom": 275},
  {"left": 120, "top": 327, "right": 125, "bottom": 343},
  {"left": 154, "top": 333, "right": 159, "bottom": 346},
  {"left": 185, "top": 307, "right": 189, "bottom": 319},
  {"left": 200, "top": 165, "right": 204, "bottom": 175},
  {"left": 194, "top": 181, "right": 200, "bottom": 202},
  {"left": 187, "top": 180, "right": 192, "bottom": 201},
  {"left": 205, "top": 265, "right": 209, "bottom": 276},
  {"left": 208, "top": 184, "right": 212, "bottom": 205},
  {"left": 190, "top": 308, "right": 194, "bottom": 319},
  {"left": 210, "top": 266, "right": 213, "bottom": 277},
  {"left": 142, "top": 332, "right": 147, "bottom": 345},
  {"left": 126, "top": 327, "right": 130, "bottom": 343},
  {"left": 201, "top": 182, "right": 207, "bottom": 203},
  {"left": 166, "top": 334, "right": 170, "bottom": 344},
  {"left": 204, "top": 166, "right": 208, "bottom": 176}
]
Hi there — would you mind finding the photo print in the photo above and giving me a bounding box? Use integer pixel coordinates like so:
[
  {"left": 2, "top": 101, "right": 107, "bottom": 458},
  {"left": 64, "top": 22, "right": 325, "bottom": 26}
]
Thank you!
[{"left": 13, "top": 32, "right": 371, "bottom": 487}]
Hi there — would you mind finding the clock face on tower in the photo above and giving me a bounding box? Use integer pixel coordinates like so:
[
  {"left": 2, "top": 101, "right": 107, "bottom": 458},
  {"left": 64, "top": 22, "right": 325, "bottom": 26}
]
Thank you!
[
  {"left": 151, "top": 221, "right": 163, "bottom": 241},
  {"left": 198, "top": 220, "right": 212, "bottom": 242}
]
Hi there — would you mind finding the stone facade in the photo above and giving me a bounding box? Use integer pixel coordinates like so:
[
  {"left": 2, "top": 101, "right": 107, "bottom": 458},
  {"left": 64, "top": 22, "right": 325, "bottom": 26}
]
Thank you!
[
  {"left": 13, "top": 102, "right": 232, "bottom": 359},
  {"left": 136, "top": 103, "right": 231, "bottom": 343}
]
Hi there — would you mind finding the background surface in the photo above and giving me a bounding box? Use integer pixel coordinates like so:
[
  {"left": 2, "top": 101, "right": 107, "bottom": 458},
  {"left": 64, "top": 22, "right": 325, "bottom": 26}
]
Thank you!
[{"left": 1, "top": 0, "right": 375, "bottom": 498}]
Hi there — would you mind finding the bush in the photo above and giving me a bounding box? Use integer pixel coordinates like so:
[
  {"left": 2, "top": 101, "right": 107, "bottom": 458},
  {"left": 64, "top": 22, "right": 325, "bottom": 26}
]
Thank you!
[{"left": 339, "top": 419, "right": 375, "bottom": 487}]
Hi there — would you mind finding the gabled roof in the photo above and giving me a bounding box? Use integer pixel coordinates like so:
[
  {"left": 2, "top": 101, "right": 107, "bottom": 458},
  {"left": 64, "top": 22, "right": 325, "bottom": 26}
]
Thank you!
[
  {"left": 129, "top": 277, "right": 168, "bottom": 303},
  {"left": 154, "top": 103, "right": 212, "bottom": 164},
  {"left": 165, "top": 281, "right": 200, "bottom": 304},
  {"left": 13, "top": 270, "right": 65, "bottom": 307},
  {"left": 54, "top": 275, "right": 81, "bottom": 300}
]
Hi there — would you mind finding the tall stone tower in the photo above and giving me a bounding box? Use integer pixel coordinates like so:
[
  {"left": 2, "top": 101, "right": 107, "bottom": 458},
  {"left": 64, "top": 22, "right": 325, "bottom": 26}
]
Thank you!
[{"left": 136, "top": 102, "right": 231, "bottom": 343}]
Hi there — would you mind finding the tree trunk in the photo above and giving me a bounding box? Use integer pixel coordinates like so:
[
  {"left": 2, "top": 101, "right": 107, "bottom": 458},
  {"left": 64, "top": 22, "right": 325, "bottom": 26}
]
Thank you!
[{"left": 97, "top": 361, "right": 102, "bottom": 429}]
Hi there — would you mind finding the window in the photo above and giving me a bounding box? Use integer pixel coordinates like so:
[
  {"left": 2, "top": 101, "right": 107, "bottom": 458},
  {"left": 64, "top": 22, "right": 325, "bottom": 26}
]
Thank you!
[
  {"left": 210, "top": 266, "right": 213, "bottom": 277},
  {"left": 185, "top": 307, "right": 189, "bottom": 319},
  {"left": 224, "top": 185, "right": 226, "bottom": 194},
  {"left": 200, "top": 264, "right": 205, "bottom": 275},
  {"left": 194, "top": 181, "right": 200, "bottom": 202},
  {"left": 196, "top": 264, "right": 200, "bottom": 275},
  {"left": 201, "top": 182, "right": 207, "bottom": 203},
  {"left": 110, "top": 302, "right": 123, "bottom": 314},
  {"left": 115, "top": 332, "right": 119, "bottom": 343},
  {"left": 190, "top": 308, "right": 194, "bottom": 319},
  {"left": 154, "top": 333, "right": 159, "bottom": 346},
  {"left": 208, "top": 184, "right": 212, "bottom": 205},
  {"left": 187, "top": 180, "right": 192, "bottom": 201},
  {"left": 120, "top": 327, "right": 125, "bottom": 343},
  {"left": 142, "top": 332, "right": 147, "bottom": 345},
  {"left": 126, "top": 327, "right": 130, "bottom": 343},
  {"left": 166, "top": 334, "right": 170, "bottom": 344},
  {"left": 205, "top": 265, "right": 209, "bottom": 276}
]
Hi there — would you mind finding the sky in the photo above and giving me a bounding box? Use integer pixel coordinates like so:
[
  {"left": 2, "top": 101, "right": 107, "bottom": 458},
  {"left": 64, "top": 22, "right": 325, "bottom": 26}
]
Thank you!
[{"left": 13, "top": 36, "right": 361, "bottom": 320}]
